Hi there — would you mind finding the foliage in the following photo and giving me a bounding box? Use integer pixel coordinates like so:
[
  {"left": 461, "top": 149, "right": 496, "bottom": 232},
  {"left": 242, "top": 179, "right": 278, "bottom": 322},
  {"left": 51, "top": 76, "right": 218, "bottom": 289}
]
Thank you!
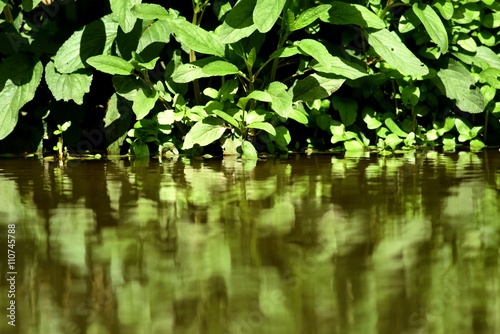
[{"left": 1, "top": 0, "right": 500, "bottom": 157}]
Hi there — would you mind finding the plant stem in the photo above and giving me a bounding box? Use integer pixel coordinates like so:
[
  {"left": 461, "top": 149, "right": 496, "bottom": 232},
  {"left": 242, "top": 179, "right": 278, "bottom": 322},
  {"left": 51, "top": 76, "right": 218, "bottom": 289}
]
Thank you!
[{"left": 3, "top": 5, "right": 13, "bottom": 23}]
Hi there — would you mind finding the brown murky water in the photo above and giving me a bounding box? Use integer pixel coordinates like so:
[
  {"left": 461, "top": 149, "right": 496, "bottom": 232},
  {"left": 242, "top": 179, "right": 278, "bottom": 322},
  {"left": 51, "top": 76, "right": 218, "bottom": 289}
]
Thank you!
[{"left": 0, "top": 151, "right": 499, "bottom": 334}]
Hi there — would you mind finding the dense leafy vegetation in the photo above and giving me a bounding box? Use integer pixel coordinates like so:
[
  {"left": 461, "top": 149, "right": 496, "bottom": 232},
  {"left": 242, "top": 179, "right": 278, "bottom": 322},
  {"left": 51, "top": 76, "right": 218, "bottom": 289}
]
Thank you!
[{"left": 1, "top": 0, "right": 500, "bottom": 158}]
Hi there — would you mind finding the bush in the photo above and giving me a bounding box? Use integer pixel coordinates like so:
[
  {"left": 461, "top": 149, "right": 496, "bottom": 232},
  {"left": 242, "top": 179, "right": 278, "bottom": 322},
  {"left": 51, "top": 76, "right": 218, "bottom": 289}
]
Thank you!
[{"left": 1, "top": 0, "right": 500, "bottom": 158}]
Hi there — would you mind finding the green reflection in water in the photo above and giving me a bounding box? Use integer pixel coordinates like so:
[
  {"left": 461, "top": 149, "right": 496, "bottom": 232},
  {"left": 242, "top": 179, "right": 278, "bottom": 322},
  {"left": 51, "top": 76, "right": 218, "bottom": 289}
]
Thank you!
[{"left": 0, "top": 151, "right": 499, "bottom": 334}]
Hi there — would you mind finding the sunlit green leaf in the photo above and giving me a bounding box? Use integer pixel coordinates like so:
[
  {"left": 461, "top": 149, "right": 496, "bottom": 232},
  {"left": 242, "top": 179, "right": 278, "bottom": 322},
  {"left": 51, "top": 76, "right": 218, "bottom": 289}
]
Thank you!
[
  {"left": 413, "top": 4, "right": 448, "bottom": 54},
  {"left": 253, "top": 0, "right": 286, "bottom": 33},
  {"left": 54, "top": 14, "right": 119, "bottom": 73},
  {"left": 0, "top": 55, "right": 43, "bottom": 140},
  {"left": 169, "top": 17, "right": 225, "bottom": 57},
  {"left": 219, "top": 0, "right": 257, "bottom": 44},
  {"left": 182, "top": 118, "right": 226, "bottom": 149},
  {"left": 266, "top": 82, "right": 293, "bottom": 118},
  {"left": 247, "top": 121, "right": 276, "bottom": 136},
  {"left": 110, "top": 0, "right": 141, "bottom": 33},
  {"left": 291, "top": 4, "right": 331, "bottom": 31},
  {"left": 87, "top": 55, "right": 135, "bottom": 75},
  {"left": 45, "top": 61, "right": 92, "bottom": 105},
  {"left": 292, "top": 73, "right": 344, "bottom": 102},
  {"left": 367, "top": 29, "right": 429, "bottom": 77},
  {"left": 321, "top": 2, "right": 385, "bottom": 29}
]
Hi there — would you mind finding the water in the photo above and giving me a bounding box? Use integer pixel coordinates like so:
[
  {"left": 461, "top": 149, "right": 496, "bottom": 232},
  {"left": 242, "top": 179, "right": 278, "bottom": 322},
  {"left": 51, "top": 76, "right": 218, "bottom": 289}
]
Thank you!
[{"left": 0, "top": 151, "right": 499, "bottom": 334}]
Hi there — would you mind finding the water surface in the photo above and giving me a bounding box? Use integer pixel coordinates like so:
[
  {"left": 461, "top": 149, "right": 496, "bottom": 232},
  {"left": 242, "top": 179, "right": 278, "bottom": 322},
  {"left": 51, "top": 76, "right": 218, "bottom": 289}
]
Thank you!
[{"left": 1, "top": 151, "right": 499, "bottom": 334}]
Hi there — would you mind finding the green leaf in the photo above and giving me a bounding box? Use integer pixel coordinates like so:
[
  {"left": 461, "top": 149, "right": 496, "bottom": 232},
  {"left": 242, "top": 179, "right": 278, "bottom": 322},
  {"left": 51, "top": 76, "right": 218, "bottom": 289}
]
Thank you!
[
  {"left": 291, "top": 5, "right": 331, "bottom": 31},
  {"left": 44, "top": 62, "right": 92, "bottom": 105},
  {"left": 130, "top": 3, "right": 171, "bottom": 20},
  {"left": 132, "top": 142, "right": 150, "bottom": 158},
  {"left": 133, "top": 87, "right": 158, "bottom": 119},
  {"left": 470, "top": 139, "right": 485, "bottom": 150},
  {"left": 399, "top": 8, "right": 420, "bottom": 33},
  {"left": 296, "top": 39, "right": 367, "bottom": 80},
  {"left": 332, "top": 96, "right": 357, "bottom": 127},
  {"left": 253, "top": 0, "right": 286, "bottom": 33},
  {"left": 452, "top": 46, "right": 500, "bottom": 71},
  {"left": 172, "top": 58, "right": 239, "bottom": 83},
  {"left": 54, "top": 14, "right": 119, "bottom": 74},
  {"left": 367, "top": 29, "right": 429, "bottom": 77},
  {"left": 456, "top": 34, "right": 477, "bottom": 53},
  {"left": 292, "top": 73, "right": 344, "bottom": 102},
  {"left": 157, "top": 110, "right": 175, "bottom": 125},
  {"left": 213, "top": 110, "right": 239, "bottom": 128},
  {"left": 241, "top": 140, "right": 258, "bottom": 159},
  {"left": 479, "top": 68, "right": 500, "bottom": 89},
  {"left": 169, "top": 17, "right": 225, "bottom": 57},
  {"left": 454, "top": 117, "right": 471, "bottom": 136},
  {"left": 274, "top": 125, "right": 291, "bottom": 149},
  {"left": 87, "top": 55, "right": 135, "bottom": 75},
  {"left": 247, "top": 90, "right": 272, "bottom": 102},
  {"left": 110, "top": 0, "right": 141, "bottom": 33},
  {"left": 384, "top": 118, "right": 408, "bottom": 137},
  {"left": 344, "top": 140, "right": 364, "bottom": 151},
  {"left": 437, "top": 60, "right": 485, "bottom": 114},
  {"left": 413, "top": 4, "right": 448, "bottom": 54},
  {"left": 288, "top": 109, "right": 309, "bottom": 125},
  {"left": 321, "top": 2, "right": 385, "bottom": 29},
  {"left": 402, "top": 86, "right": 420, "bottom": 107},
  {"left": 137, "top": 19, "right": 171, "bottom": 53},
  {"left": 0, "top": 55, "right": 43, "bottom": 140},
  {"left": 385, "top": 133, "right": 403, "bottom": 150},
  {"left": 483, "top": 12, "right": 500, "bottom": 28},
  {"left": 266, "top": 82, "right": 293, "bottom": 118},
  {"left": 362, "top": 107, "right": 382, "bottom": 129},
  {"left": 247, "top": 121, "right": 276, "bottom": 136},
  {"left": 219, "top": 0, "right": 257, "bottom": 44},
  {"left": 182, "top": 118, "right": 227, "bottom": 149},
  {"left": 433, "top": 0, "right": 454, "bottom": 20}
]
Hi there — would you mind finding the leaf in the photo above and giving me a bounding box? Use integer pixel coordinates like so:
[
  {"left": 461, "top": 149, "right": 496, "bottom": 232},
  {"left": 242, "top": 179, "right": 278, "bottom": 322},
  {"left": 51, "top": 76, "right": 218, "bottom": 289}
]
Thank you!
[
  {"left": 213, "top": 110, "right": 239, "bottom": 128},
  {"left": 470, "top": 139, "right": 485, "bottom": 150},
  {"left": 273, "top": 125, "right": 291, "bottom": 149},
  {"left": 253, "top": 0, "right": 286, "bottom": 33},
  {"left": 132, "top": 142, "right": 150, "bottom": 158},
  {"left": 110, "top": 0, "right": 141, "bottom": 33},
  {"left": 130, "top": 3, "right": 171, "bottom": 20},
  {"left": 479, "top": 68, "right": 500, "bottom": 89},
  {"left": 182, "top": 118, "right": 227, "bottom": 149},
  {"left": 452, "top": 46, "right": 500, "bottom": 71},
  {"left": 241, "top": 140, "right": 258, "bottom": 159},
  {"left": 332, "top": 96, "right": 357, "bottom": 127},
  {"left": 367, "top": 28, "right": 429, "bottom": 77},
  {"left": 362, "top": 107, "right": 382, "bottom": 129},
  {"left": 321, "top": 2, "right": 385, "bottom": 29},
  {"left": 247, "top": 121, "right": 276, "bottom": 136},
  {"left": 137, "top": 19, "right": 172, "bottom": 53},
  {"left": 412, "top": 4, "right": 448, "bottom": 54},
  {"left": 289, "top": 109, "right": 309, "bottom": 125},
  {"left": 385, "top": 133, "right": 403, "bottom": 150},
  {"left": 54, "top": 14, "right": 119, "bottom": 73},
  {"left": 437, "top": 60, "right": 485, "bottom": 114},
  {"left": 296, "top": 39, "right": 367, "bottom": 80},
  {"left": 292, "top": 73, "right": 344, "bottom": 102},
  {"left": 219, "top": 0, "right": 257, "bottom": 44},
  {"left": 384, "top": 118, "right": 408, "bottom": 137},
  {"left": 402, "top": 86, "right": 420, "bottom": 107},
  {"left": 344, "top": 140, "right": 364, "bottom": 151},
  {"left": 172, "top": 58, "right": 239, "bottom": 83},
  {"left": 87, "top": 55, "right": 135, "bottom": 75},
  {"left": 483, "top": 12, "right": 500, "bottom": 28},
  {"left": 133, "top": 87, "right": 158, "bottom": 119},
  {"left": 266, "top": 82, "right": 293, "bottom": 118},
  {"left": 44, "top": 61, "right": 92, "bottom": 105},
  {"left": 398, "top": 8, "right": 421, "bottom": 33},
  {"left": 0, "top": 55, "right": 43, "bottom": 140},
  {"left": 433, "top": 0, "right": 454, "bottom": 20},
  {"left": 169, "top": 17, "right": 225, "bottom": 57},
  {"left": 247, "top": 90, "right": 272, "bottom": 102},
  {"left": 291, "top": 5, "right": 331, "bottom": 31}
]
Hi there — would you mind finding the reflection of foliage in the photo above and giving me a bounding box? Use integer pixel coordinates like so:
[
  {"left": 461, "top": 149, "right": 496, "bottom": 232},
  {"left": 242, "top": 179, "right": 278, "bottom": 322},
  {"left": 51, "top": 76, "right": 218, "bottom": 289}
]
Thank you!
[{"left": 0, "top": 151, "right": 499, "bottom": 333}]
